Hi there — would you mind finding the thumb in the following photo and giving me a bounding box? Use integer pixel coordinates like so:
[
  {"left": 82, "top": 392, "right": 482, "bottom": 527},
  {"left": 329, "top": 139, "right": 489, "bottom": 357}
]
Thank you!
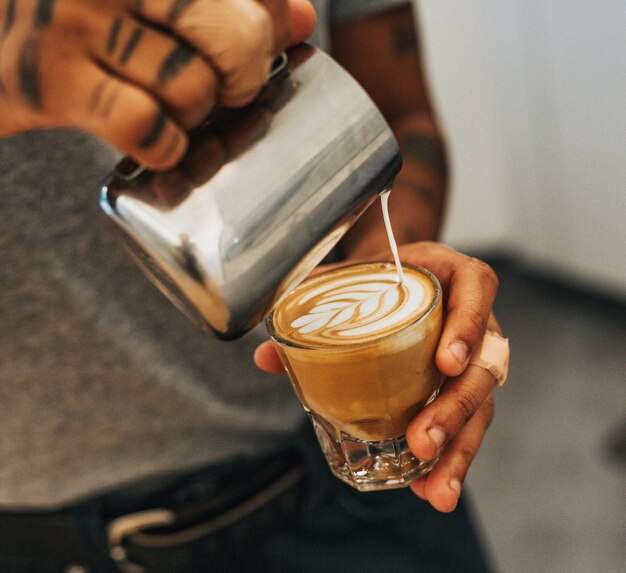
[{"left": 254, "top": 340, "right": 286, "bottom": 373}]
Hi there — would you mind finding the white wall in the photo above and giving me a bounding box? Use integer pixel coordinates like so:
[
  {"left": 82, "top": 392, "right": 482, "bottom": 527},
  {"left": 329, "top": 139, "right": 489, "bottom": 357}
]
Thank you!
[{"left": 417, "top": 0, "right": 626, "bottom": 297}]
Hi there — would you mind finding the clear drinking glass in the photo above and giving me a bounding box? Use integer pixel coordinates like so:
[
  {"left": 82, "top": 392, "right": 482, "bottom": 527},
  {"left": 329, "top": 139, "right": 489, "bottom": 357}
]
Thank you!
[{"left": 267, "top": 262, "right": 443, "bottom": 491}]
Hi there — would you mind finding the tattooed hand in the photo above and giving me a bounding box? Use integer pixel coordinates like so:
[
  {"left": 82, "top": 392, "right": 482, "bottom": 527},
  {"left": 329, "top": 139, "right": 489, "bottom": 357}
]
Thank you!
[{"left": 0, "top": 0, "right": 316, "bottom": 169}]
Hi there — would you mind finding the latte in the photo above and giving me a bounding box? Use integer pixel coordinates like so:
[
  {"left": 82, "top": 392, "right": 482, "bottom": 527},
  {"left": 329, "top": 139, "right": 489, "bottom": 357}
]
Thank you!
[{"left": 269, "top": 262, "right": 442, "bottom": 443}]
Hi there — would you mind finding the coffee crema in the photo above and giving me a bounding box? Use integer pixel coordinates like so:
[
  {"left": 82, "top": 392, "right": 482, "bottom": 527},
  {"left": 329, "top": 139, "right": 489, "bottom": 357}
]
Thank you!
[{"left": 272, "top": 262, "right": 435, "bottom": 347}]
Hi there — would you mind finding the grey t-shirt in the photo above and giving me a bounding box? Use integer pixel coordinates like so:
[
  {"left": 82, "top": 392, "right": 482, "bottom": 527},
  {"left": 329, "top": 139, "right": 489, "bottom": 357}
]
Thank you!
[{"left": 0, "top": 0, "right": 409, "bottom": 509}]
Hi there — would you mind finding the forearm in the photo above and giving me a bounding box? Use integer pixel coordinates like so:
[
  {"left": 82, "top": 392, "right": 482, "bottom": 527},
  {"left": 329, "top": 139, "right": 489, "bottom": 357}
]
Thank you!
[
  {"left": 329, "top": 3, "right": 449, "bottom": 261},
  {"left": 341, "top": 111, "right": 448, "bottom": 260}
]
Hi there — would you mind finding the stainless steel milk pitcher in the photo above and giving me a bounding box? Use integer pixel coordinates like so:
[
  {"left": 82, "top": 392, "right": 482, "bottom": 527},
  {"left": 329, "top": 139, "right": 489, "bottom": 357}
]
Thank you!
[{"left": 100, "top": 44, "right": 401, "bottom": 339}]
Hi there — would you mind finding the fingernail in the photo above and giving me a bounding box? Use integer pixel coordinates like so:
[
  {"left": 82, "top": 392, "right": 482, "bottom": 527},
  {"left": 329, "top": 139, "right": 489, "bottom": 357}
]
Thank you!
[
  {"left": 427, "top": 426, "right": 446, "bottom": 452},
  {"left": 449, "top": 478, "right": 462, "bottom": 498},
  {"left": 448, "top": 341, "right": 469, "bottom": 366}
]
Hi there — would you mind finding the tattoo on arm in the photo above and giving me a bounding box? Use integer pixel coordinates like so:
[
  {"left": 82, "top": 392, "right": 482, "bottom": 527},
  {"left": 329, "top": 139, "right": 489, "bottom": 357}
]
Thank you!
[
  {"left": 107, "top": 17, "right": 123, "bottom": 55},
  {"left": 34, "top": 0, "right": 56, "bottom": 27},
  {"left": 392, "top": 20, "right": 419, "bottom": 57},
  {"left": 139, "top": 108, "right": 168, "bottom": 149},
  {"left": 405, "top": 184, "right": 440, "bottom": 211},
  {"left": 167, "top": 0, "right": 197, "bottom": 23},
  {"left": 394, "top": 130, "right": 448, "bottom": 221},
  {"left": 157, "top": 44, "right": 195, "bottom": 86},
  {"left": 403, "top": 132, "right": 448, "bottom": 185},
  {"left": 119, "top": 26, "right": 144, "bottom": 65},
  {"left": 3, "top": 0, "right": 16, "bottom": 35},
  {"left": 19, "top": 36, "right": 42, "bottom": 108}
]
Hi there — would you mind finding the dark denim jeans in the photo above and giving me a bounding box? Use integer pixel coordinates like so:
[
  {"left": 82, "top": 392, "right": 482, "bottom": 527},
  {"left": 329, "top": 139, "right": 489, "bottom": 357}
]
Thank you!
[{"left": 1, "top": 425, "right": 492, "bottom": 573}]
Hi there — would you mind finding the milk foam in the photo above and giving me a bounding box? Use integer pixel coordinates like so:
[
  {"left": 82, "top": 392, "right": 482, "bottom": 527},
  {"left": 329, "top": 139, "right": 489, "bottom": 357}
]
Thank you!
[
  {"left": 273, "top": 193, "right": 437, "bottom": 346},
  {"left": 381, "top": 190, "right": 404, "bottom": 284},
  {"left": 280, "top": 267, "right": 432, "bottom": 345}
]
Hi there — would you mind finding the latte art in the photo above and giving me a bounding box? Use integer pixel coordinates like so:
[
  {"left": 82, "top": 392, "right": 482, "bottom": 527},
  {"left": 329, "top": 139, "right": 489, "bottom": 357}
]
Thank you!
[
  {"left": 292, "top": 273, "right": 426, "bottom": 339},
  {"left": 274, "top": 263, "right": 436, "bottom": 347}
]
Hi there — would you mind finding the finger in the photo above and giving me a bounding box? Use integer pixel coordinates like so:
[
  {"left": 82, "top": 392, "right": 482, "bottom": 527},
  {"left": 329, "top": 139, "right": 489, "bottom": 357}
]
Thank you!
[
  {"left": 259, "top": 0, "right": 292, "bottom": 52},
  {"left": 133, "top": 0, "right": 274, "bottom": 108},
  {"left": 58, "top": 61, "right": 187, "bottom": 170},
  {"left": 260, "top": 0, "right": 318, "bottom": 51},
  {"left": 288, "top": 0, "right": 318, "bottom": 44},
  {"left": 410, "top": 394, "right": 494, "bottom": 512},
  {"left": 398, "top": 243, "right": 499, "bottom": 377},
  {"left": 436, "top": 257, "right": 499, "bottom": 376},
  {"left": 406, "top": 362, "right": 498, "bottom": 462},
  {"left": 254, "top": 340, "right": 285, "bottom": 373},
  {"left": 90, "top": 14, "right": 218, "bottom": 129}
]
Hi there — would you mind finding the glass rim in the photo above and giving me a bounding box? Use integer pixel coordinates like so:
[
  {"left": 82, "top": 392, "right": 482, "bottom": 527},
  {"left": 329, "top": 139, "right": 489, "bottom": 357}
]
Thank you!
[{"left": 266, "top": 261, "right": 442, "bottom": 352}]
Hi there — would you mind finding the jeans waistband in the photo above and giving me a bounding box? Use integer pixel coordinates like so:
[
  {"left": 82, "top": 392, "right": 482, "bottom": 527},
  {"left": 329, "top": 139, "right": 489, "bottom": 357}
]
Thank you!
[{"left": 0, "top": 448, "right": 305, "bottom": 573}]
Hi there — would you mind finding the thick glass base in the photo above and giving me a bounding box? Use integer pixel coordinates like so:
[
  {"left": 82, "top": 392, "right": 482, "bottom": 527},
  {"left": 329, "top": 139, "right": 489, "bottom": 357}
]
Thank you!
[{"left": 310, "top": 414, "right": 438, "bottom": 492}]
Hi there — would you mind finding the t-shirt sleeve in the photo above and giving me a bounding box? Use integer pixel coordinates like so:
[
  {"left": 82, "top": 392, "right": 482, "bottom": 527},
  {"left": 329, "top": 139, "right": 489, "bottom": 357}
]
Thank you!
[{"left": 330, "top": 0, "right": 411, "bottom": 22}]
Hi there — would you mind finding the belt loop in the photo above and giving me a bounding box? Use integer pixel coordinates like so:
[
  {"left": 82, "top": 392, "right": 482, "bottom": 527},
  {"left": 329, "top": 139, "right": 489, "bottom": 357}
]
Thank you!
[{"left": 106, "top": 509, "right": 176, "bottom": 573}]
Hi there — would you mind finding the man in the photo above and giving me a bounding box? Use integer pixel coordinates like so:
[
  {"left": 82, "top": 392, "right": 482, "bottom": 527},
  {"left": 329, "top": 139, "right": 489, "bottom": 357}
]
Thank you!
[{"left": 0, "top": 1, "right": 502, "bottom": 571}]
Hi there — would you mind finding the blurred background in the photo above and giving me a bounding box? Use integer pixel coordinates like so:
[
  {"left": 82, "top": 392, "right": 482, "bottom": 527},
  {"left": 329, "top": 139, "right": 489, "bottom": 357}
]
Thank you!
[{"left": 415, "top": 0, "right": 625, "bottom": 571}]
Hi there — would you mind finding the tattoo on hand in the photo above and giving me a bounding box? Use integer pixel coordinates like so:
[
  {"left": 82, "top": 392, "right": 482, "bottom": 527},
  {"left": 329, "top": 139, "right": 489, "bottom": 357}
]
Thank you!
[
  {"left": 100, "top": 83, "right": 122, "bottom": 119},
  {"left": 87, "top": 78, "right": 107, "bottom": 114},
  {"left": 87, "top": 78, "right": 121, "bottom": 119},
  {"left": 119, "top": 25, "right": 144, "bottom": 65},
  {"left": 392, "top": 20, "right": 419, "bottom": 57},
  {"left": 107, "top": 17, "right": 123, "bottom": 55},
  {"left": 34, "top": 0, "right": 56, "bottom": 27},
  {"left": 3, "top": 0, "right": 16, "bottom": 35},
  {"left": 408, "top": 184, "right": 440, "bottom": 210},
  {"left": 139, "top": 108, "right": 167, "bottom": 149},
  {"left": 19, "top": 36, "right": 42, "bottom": 108},
  {"left": 167, "top": 0, "right": 197, "bottom": 23},
  {"left": 157, "top": 44, "right": 195, "bottom": 86}
]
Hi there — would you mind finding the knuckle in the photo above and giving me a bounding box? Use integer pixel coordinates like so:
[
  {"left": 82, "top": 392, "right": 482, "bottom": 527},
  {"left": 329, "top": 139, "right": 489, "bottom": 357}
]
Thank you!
[
  {"left": 469, "top": 257, "right": 499, "bottom": 290},
  {"left": 464, "top": 306, "right": 487, "bottom": 333},
  {"left": 457, "top": 444, "right": 477, "bottom": 466},
  {"left": 482, "top": 395, "right": 496, "bottom": 428},
  {"left": 453, "top": 389, "right": 479, "bottom": 424},
  {"left": 129, "top": 100, "right": 160, "bottom": 135},
  {"left": 221, "top": 6, "right": 271, "bottom": 72},
  {"left": 111, "top": 92, "right": 161, "bottom": 145},
  {"left": 183, "top": 71, "right": 216, "bottom": 107},
  {"left": 169, "top": 71, "right": 216, "bottom": 126},
  {"left": 421, "top": 240, "right": 439, "bottom": 252},
  {"left": 246, "top": 2, "right": 273, "bottom": 41}
]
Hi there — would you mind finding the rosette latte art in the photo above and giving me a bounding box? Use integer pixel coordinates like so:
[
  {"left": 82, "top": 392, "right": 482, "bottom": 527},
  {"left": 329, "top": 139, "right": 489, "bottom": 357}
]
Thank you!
[{"left": 273, "top": 263, "right": 436, "bottom": 347}]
